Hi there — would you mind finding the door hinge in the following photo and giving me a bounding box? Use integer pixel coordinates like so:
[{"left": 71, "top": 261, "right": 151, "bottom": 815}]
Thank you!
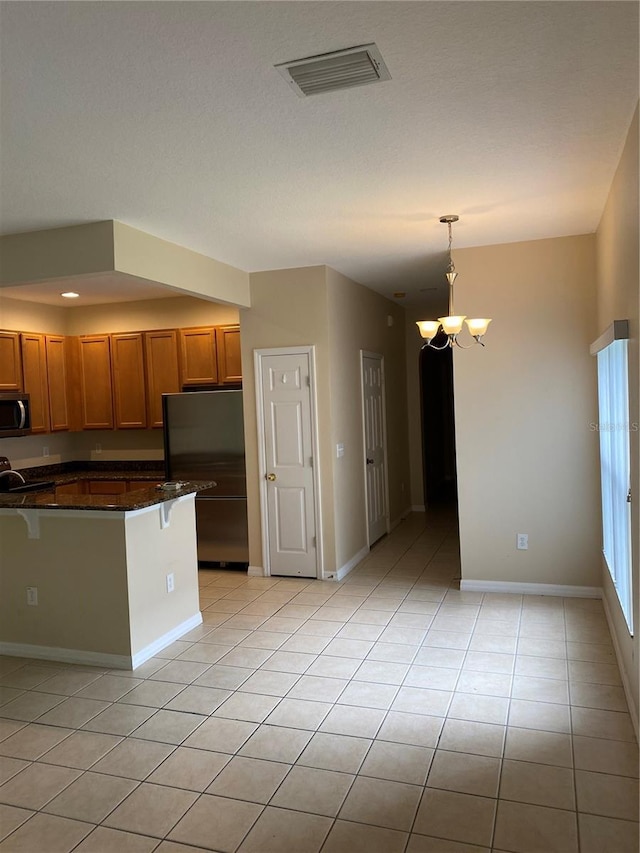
[
  {"left": 306, "top": 375, "right": 311, "bottom": 387},
  {"left": 312, "top": 536, "right": 316, "bottom": 547},
  {"left": 627, "top": 488, "right": 632, "bottom": 503},
  {"left": 309, "top": 457, "right": 313, "bottom": 468}
]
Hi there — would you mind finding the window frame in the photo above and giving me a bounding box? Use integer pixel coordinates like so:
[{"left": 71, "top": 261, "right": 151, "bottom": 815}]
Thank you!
[{"left": 591, "top": 320, "right": 633, "bottom": 634}]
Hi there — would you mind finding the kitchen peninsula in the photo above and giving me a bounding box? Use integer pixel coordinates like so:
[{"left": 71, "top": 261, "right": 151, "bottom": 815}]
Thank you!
[{"left": 0, "top": 471, "right": 211, "bottom": 670}]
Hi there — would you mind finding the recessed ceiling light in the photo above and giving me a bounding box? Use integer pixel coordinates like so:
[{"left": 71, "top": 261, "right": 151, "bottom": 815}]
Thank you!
[
  {"left": 61, "top": 291, "right": 80, "bottom": 299},
  {"left": 393, "top": 291, "right": 406, "bottom": 299}
]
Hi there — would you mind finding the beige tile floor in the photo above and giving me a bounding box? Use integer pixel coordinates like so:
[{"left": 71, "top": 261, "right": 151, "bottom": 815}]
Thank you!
[{"left": 0, "top": 510, "right": 638, "bottom": 852}]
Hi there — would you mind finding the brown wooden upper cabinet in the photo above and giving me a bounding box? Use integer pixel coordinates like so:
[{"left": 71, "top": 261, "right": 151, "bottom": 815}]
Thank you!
[
  {"left": 216, "top": 325, "right": 242, "bottom": 385},
  {"left": 20, "top": 333, "right": 50, "bottom": 433},
  {"left": 0, "top": 331, "right": 22, "bottom": 391},
  {"left": 179, "top": 327, "right": 218, "bottom": 386},
  {"left": 55, "top": 481, "right": 87, "bottom": 499},
  {"left": 45, "top": 336, "right": 71, "bottom": 432},
  {"left": 78, "top": 335, "right": 114, "bottom": 429},
  {"left": 110, "top": 333, "right": 147, "bottom": 429},
  {"left": 144, "top": 330, "right": 181, "bottom": 427}
]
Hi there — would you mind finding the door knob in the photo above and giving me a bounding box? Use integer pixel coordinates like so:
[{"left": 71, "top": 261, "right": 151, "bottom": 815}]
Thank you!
[
  {"left": 366, "top": 458, "right": 374, "bottom": 465},
  {"left": 266, "top": 473, "right": 277, "bottom": 481}
]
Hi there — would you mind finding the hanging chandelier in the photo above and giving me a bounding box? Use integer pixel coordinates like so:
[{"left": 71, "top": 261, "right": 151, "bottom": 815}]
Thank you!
[{"left": 416, "top": 215, "right": 491, "bottom": 349}]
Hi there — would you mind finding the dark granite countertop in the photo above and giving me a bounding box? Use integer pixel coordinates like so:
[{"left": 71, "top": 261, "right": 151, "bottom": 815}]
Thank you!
[
  {"left": 48, "top": 469, "right": 165, "bottom": 486},
  {"left": 16, "top": 460, "right": 165, "bottom": 484},
  {"left": 0, "top": 461, "right": 216, "bottom": 511},
  {"left": 0, "top": 480, "right": 214, "bottom": 512}
]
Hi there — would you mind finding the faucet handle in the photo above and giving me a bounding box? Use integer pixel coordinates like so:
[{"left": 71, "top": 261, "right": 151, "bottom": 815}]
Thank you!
[{"left": 0, "top": 457, "right": 11, "bottom": 473}]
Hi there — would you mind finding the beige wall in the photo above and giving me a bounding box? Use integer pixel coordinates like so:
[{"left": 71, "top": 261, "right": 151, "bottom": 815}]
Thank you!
[
  {"left": 0, "top": 297, "right": 68, "bottom": 335},
  {"left": 125, "top": 497, "right": 200, "bottom": 658},
  {"left": 325, "top": 268, "right": 411, "bottom": 569},
  {"left": 595, "top": 105, "right": 639, "bottom": 724},
  {"left": 0, "top": 292, "right": 238, "bottom": 336},
  {"left": 240, "top": 264, "right": 411, "bottom": 577},
  {"left": 0, "top": 424, "right": 164, "bottom": 471},
  {"left": 0, "top": 512, "right": 131, "bottom": 656},
  {"left": 66, "top": 294, "right": 238, "bottom": 335},
  {"left": 453, "top": 234, "right": 601, "bottom": 588},
  {"left": 239, "top": 266, "right": 335, "bottom": 572},
  {"left": 0, "top": 497, "right": 200, "bottom": 665}
]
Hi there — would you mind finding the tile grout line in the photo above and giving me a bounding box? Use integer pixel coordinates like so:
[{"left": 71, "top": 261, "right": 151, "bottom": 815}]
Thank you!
[{"left": 0, "top": 511, "right": 637, "bottom": 851}]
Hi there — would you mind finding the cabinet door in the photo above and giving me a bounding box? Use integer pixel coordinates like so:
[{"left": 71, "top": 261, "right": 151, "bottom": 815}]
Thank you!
[
  {"left": 45, "top": 336, "right": 70, "bottom": 431},
  {"left": 179, "top": 327, "right": 218, "bottom": 386},
  {"left": 55, "top": 481, "right": 87, "bottom": 497},
  {"left": 128, "top": 480, "right": 159, "bottom": 491},
  {"left": 216, "top": 325, "right": 242, "bottom": 385},
  {"left": 78, "top": 336, "right": 114, "bottom": 429},
  {"left": 88, "top": 480, "right": 128, "bottom": 495},
  {"left": 144, "top": 330, "right": 181, "bottom": 427},
  {"left": 0, "top": 331, "right": 22, "bottom": 391},
  {"left": 111, "top": 333, "right": 147, "bottom": 429},
  {"left": 20, "top": 333, "right": 50, "bottom": 433}
]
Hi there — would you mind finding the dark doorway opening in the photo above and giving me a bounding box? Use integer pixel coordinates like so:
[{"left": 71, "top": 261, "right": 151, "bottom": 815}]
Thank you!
[{"left": 420, "top": 333, "right": 458, "bottom": 506}]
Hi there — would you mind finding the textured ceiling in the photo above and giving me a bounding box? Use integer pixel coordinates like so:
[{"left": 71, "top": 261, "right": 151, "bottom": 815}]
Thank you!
[{"left": 1, "top": 1, "right": 637, "bottom": 307}]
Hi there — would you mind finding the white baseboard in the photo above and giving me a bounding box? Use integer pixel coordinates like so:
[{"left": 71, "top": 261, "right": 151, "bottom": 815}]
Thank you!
[
  {"left": 335, "top": 545, "right": 370, "bottom": 581},
  {"left": 248, "top": 565, "right": 265, "bottom": 577},
  {"left": 460, "top": 580, "right": 603, "bottom": 598},
  {"left": 0, "top": 641, "right": 131, "bottom": 670},
  {"left": 411, "top": 505, "right": 426, "bottom": 513},
  {"left": 130, "top": 612, "right": 203, "bottom": 670},
  {"left": 601, "top": 593, "right": 639, "bottom": 740}
]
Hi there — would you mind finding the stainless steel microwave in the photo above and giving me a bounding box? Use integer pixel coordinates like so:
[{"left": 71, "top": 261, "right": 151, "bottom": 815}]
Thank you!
[{"left": 0, "top": 392, "right": 32, "bottom": 437}]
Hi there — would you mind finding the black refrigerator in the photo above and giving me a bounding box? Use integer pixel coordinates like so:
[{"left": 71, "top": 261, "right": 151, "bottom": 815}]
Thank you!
[{"left": 162, "top": 390, "right": 248, "bottom": 566}]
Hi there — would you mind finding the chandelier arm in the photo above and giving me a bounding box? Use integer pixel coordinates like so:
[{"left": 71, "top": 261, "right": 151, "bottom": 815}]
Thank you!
[
  {"left": 422, "top": 339, "right": 451, "bottom": 351},
  {"left": 452, "top": 338, "right": 476, "bottom": 350}
]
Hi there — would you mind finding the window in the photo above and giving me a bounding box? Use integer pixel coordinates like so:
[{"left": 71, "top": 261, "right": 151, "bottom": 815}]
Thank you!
[{"left": 595, "top": 335, "right": 633, "bottom": 633}]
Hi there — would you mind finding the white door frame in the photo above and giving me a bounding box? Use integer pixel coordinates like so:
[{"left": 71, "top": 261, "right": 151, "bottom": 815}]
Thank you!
[
  {"left": 360, "top": 350, "right": 391, "bottom": 544},
  {"left": 254, "top": 346, "right": 324, "bottom": 578}
]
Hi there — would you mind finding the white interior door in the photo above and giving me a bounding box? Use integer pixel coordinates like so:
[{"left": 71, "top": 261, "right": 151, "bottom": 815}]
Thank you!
[
  {"left": 362, "top": 352, "right": 389, "bottom": 546},
  {"left": 256, "top": 349, "right": 318, "bottom": 578}
]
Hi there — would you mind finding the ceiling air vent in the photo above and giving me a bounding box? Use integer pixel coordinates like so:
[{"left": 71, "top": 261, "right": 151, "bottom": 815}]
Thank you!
[{"left": 275, "top": 43, "right": 391, "bottom": 97}]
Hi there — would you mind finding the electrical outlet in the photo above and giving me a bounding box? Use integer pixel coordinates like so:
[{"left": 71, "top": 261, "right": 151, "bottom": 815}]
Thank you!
[
  {"left": 517, "top": 533, "right": 529, "bottom": 550},
  {"left": 42, "top": 446, "right": 49, "bottom": 457},
  {"left": 166, "top": 573, "right": 175, "bottom": 593},
  {"left": 26, "top": 587, "right": 38, "bottom": 606},
  {"left": 95, "top": 444, "right": 102, "bottom": 454},
  {"left": 336, "top": 443, "right": 344, "bottom": 458}
]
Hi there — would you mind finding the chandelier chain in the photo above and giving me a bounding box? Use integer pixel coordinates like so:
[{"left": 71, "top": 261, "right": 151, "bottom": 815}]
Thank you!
[{"left": 447, "top": 221, "right": 455, "bottom": 273}]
